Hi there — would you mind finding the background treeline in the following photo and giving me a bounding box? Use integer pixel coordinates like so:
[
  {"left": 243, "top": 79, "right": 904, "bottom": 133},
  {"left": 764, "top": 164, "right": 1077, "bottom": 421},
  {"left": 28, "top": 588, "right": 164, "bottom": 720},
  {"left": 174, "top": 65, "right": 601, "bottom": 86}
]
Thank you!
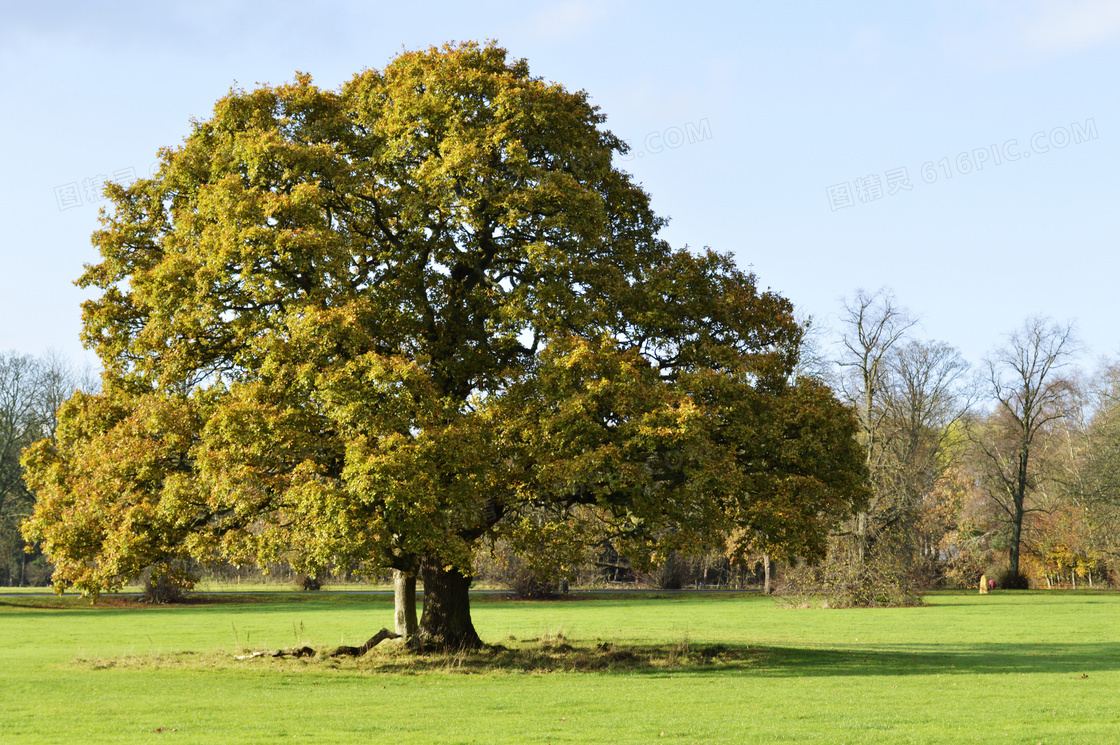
[
  {"left": 779, "top": 289, "right": 1120, "bottom": 604},
  {"left": 480, "top": 288, "right": 1120, "bottom": 600},
  {"left": 0, "top": 352, "right": 95, "bottom": 586},
  {"left": 6, "top": 286, "right": 1120, "bottom": 597}
]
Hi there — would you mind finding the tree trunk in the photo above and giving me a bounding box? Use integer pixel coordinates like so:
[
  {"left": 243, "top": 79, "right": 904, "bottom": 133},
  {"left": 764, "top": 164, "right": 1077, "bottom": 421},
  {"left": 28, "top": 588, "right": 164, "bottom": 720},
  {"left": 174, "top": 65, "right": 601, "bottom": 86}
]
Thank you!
[
  {"left": 1008, "top": 503, "right": 1023, "bottom": 577},
  {"left": 763, "top": 553, "right": 771, "bottom": 595},
  {"left": 393, "top": 570, "right": 418, "bottom": 641},
  {"left": 857, "top": 512, "right": 868, "bottom": 563},
  {"left": 418, "top": 560, "right": 482, "bottom": 650}
]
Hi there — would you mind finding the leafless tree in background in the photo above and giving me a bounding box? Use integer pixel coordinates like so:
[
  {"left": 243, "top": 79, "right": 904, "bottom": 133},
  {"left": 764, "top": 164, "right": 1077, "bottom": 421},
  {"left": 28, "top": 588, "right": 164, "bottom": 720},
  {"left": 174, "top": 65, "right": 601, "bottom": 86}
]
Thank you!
[
  {"left": 1047, "top": 361, "right": 1120, "bottom": 573},
  {"left": 0, "top": 351, "right": 95, "bottom": 586},
  {"left": 972, "top": 318, "right": 1078, "bottom": 580},
  {"left": 837, "top": 288, "right": 917, "bottom": 560}
]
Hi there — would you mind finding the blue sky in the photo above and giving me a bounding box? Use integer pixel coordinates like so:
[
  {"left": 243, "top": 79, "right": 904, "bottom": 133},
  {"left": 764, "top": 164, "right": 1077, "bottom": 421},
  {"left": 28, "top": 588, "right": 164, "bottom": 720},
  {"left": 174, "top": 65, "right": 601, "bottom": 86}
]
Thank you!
[{"left": 2, "top": 0, "right": 1116, "bottom": 370}]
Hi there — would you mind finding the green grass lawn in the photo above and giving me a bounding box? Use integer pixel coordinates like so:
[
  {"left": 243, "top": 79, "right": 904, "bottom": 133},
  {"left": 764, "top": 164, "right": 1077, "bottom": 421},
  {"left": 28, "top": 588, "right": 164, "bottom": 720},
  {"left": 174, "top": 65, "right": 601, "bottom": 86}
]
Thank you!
[{"left": 1, "top": 590, "right": 1117, "bottom": 744}]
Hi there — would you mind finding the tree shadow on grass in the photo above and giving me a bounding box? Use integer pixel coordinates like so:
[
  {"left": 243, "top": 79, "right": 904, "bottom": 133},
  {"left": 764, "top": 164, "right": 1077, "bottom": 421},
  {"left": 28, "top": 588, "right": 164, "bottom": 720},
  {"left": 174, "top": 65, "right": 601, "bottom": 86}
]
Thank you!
[
  {"left": 0, "top": 593, "right": 395, "bottom": 618},
  {"left": 740, "top": 642, "right": 1120, "bottom": 678}
]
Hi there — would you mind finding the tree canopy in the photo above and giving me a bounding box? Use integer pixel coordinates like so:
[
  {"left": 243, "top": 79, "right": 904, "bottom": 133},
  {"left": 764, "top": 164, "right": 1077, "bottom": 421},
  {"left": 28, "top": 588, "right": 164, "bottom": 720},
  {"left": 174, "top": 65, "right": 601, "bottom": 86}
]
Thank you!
[{"left": 22, "top": 42, "right": 867, "bottom": 647}]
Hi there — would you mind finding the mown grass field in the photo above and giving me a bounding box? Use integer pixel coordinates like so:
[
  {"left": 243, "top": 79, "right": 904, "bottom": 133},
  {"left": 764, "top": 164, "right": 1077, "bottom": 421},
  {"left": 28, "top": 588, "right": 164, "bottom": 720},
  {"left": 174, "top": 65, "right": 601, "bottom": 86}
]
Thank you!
[{"left": 0, "top": 590, "right": 1117, "bottom": 744}]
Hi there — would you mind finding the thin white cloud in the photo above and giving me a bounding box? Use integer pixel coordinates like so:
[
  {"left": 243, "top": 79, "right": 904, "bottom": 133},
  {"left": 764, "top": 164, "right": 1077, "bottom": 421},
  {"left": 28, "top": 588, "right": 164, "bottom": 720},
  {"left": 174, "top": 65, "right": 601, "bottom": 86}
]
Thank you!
[
  {"left": 941, "top": 0, "right": 1120, "bottom": 71},
  {"left": 1020, "top": 0, "right": 1120, "bottom": 54}
]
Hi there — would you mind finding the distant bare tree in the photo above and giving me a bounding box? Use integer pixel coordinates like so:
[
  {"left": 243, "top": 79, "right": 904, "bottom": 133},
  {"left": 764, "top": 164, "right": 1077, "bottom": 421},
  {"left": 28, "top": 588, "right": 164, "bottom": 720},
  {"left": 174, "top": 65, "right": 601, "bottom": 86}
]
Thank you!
[
  {"left": 1053, "top": 361, "right": 1120, "bottom": 564},
  {"left": 0, "top": 351, "right": 94, "bottom": 586},
  {"left": 837, "top": 288, "right": 917, "bottom": 559},
  {"left": 791, "top": 312, "right": 833, "bottom": 384},
  {"left": 973, "top": 318, "right": 1078, "bottom": 580},
  {"left": 883, "top": 340, "right": 974, "bottom": 505},
  {"left": 881, "top": 339, "right": 974, "bottom": 573}
]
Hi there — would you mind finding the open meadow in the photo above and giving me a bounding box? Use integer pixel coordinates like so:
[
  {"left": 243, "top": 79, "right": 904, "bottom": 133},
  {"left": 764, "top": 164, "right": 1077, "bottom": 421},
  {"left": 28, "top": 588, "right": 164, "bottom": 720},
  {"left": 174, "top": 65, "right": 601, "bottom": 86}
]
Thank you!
[{"left": 1, "top": 590, "right": 1117, "bottom": 744}]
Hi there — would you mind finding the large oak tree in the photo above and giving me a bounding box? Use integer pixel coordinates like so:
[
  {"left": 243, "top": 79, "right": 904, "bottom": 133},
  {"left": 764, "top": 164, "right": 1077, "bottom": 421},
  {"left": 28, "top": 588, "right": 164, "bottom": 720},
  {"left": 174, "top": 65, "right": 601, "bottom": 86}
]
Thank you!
[{"left": 22, "top": 42, "right": 866, "bottom": 648}]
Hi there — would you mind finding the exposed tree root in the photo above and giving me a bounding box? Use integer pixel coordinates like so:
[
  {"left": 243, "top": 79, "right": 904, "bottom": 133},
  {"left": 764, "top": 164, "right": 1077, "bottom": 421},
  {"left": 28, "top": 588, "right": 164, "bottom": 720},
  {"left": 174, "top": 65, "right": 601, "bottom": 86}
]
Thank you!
[
  {"left": 326, "top": 628, "right": 401, "bottom": 657},
  {"left": 235, "top": 646, "right": 315, "bottom": 660},
  {"left": 234, "top": 628, "right": 403, "bottom": 660}
]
